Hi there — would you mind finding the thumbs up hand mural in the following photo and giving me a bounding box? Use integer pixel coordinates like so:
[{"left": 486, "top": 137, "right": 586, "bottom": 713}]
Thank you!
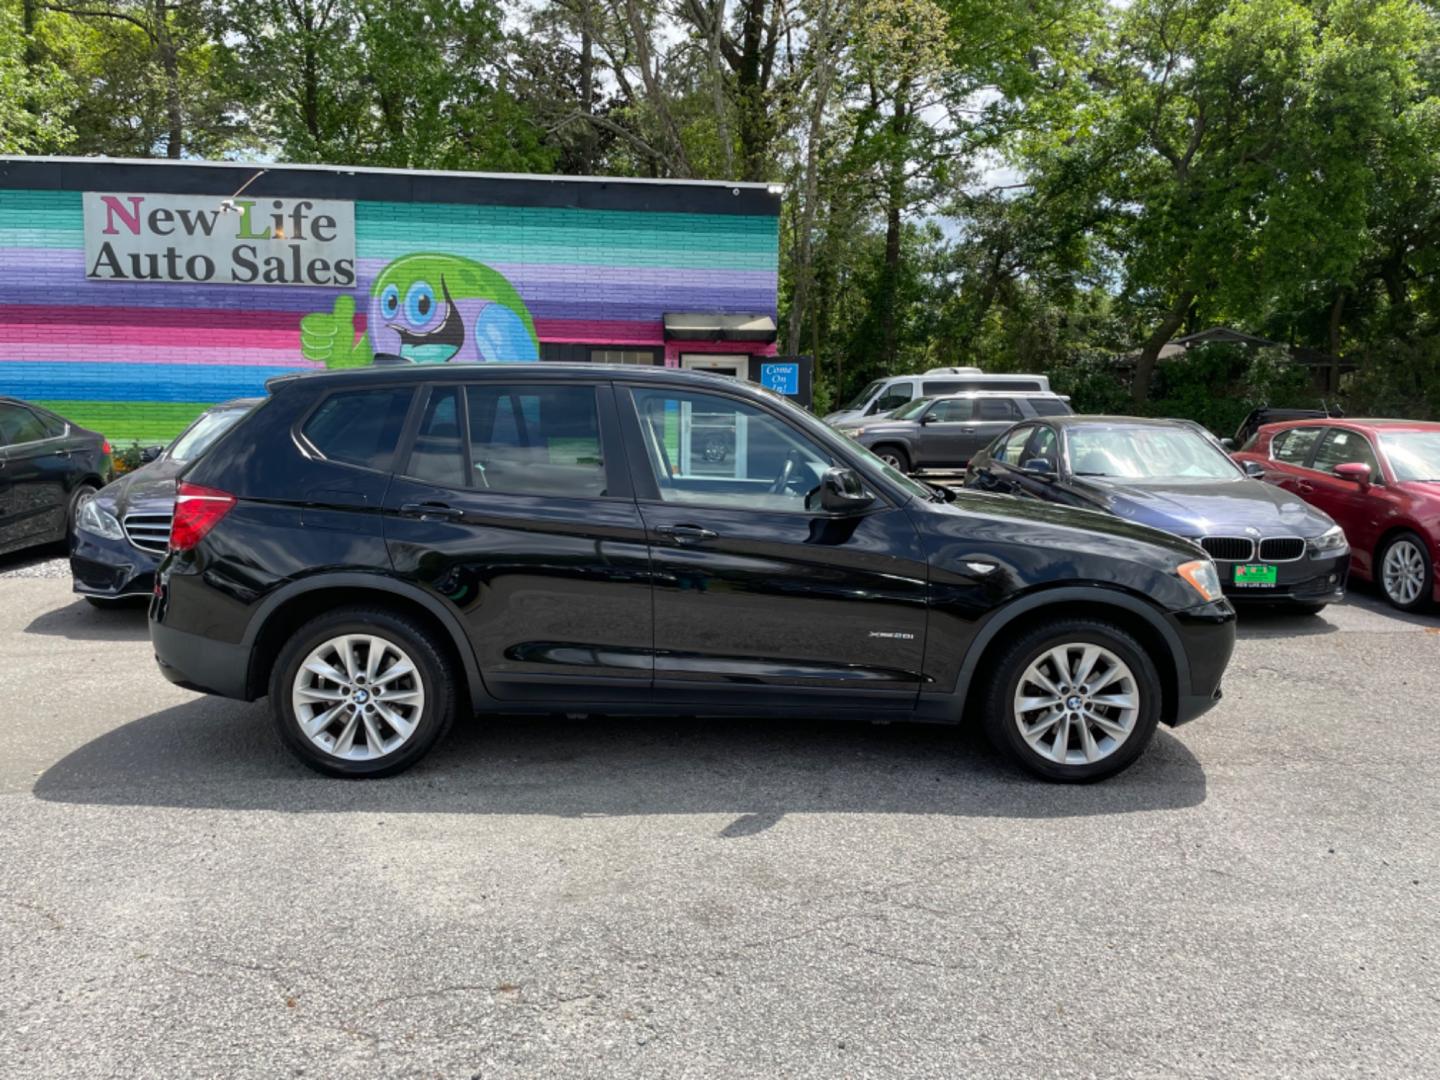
[{"left": 301, "top": 294, "right": 373, "bottom": 369}]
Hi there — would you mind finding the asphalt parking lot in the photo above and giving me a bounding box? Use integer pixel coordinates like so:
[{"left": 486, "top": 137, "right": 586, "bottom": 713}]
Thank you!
[{"left": 2, "top": 547, "right": 1438, "bottom": 1079}]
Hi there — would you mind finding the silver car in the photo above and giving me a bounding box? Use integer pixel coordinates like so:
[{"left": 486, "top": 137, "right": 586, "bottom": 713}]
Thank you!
[{"left": 838, "top": 391, "right": 1072, "bottom": 473}]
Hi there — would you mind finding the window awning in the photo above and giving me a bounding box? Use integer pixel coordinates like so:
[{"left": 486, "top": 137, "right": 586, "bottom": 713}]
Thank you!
[{"left": 662, "top": 312, "right": 778, "bottom": 343}]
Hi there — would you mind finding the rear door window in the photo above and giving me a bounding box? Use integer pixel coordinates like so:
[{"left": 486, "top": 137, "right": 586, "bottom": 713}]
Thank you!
[
  {"left": 401, "top": 384, "right": 608, "bottom": 498},
  {"left": 0, "top": 403, "right": 54, "bottom": 446},
  {"left": 928, "top": 399, "right": 974, "bottom": 422},
  {"left": 1028, "top": 398, "right": 1072, "bottom": 417},
  {"left": 302, "top": 387, "right": 414, "bottom": 471},
  {"left": 468, "top": 385, "right": 607, "bottom": 497},
  {"left": 976, "top": 398, "right": 1023, "bottom": 421},
  {"left": 1271, "top": 426, "right": 1323, "bottom": 466}
]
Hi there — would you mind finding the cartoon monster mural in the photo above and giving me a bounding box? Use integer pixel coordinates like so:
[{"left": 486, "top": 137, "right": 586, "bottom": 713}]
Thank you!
[{"left": 300, "top": 253, "right": 540, "bottom": 368}]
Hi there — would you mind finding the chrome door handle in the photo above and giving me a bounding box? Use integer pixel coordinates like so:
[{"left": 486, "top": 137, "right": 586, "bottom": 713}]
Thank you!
[
  {"left": 399, "top": 502, "right": 464, "bottom": 522},
  {"left": 52, "top": 448, "right": 71, "bottom": 457},
  {"left": 655, "top": 524, "right": 717, "bottom": 543}
]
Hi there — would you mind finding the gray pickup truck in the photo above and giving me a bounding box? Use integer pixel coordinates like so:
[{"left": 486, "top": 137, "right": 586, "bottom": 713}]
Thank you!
[{"left": 835, "top": 391, "right": 1072, "bottom": 473}]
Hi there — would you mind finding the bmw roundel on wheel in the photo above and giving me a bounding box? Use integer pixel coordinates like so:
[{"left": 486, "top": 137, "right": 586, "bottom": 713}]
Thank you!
[{"left": 148, "top": 364, "right": 1236, "bottom": 782}]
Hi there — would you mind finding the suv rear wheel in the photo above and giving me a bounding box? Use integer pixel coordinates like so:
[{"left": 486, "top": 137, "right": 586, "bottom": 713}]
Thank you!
[
  {"left": 270, "top": 607, "right": 457, "bottom": 778},
  {"left": 983, "top": 618, "right": 1161, "bottom": 782}
]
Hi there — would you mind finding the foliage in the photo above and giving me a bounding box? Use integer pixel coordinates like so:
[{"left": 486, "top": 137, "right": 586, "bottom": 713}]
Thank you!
[{"left": 2, "top": 0, "right": 1440, "bottom": 424}]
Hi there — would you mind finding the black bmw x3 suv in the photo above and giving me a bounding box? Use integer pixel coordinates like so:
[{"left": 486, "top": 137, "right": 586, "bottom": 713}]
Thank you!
[{"left": 150, "top": 364, "right": 1236, "bottom": 782}]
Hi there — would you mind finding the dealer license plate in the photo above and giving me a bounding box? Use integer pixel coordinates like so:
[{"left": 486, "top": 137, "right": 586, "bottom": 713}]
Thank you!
[{"left": 1233, "top": 564, "right": 1278, "bottom": 588}]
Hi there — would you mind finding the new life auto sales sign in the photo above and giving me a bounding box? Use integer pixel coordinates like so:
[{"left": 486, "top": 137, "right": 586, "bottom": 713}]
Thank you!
[{"left": 83, "top": 192, "right": 356, "bottom": 287}]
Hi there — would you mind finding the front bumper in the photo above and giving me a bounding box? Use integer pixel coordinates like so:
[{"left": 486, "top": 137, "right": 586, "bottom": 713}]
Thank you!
[
  {"left": 1166, "top": 600, "right": 1236, "bottom": 727},
  {"left": 1217, "top": 550, "right": 1349, "bottom": 604},
  {"left": 70, "top": 529, "right": 161, "bottom": 600}
]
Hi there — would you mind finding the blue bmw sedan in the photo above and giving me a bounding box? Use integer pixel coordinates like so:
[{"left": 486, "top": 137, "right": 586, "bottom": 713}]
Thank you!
[{"left": 964, "top": 415, "right": 1350, "bottom": 612}]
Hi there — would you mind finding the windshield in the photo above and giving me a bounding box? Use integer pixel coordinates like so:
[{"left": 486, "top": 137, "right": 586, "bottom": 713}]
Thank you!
[
  {"left": 1379, "top": 431, "right": 1440, "bottom": 482},
  {"left": 1066, "top": 424, "right": 1241, "bottom": 481},
  {"left": 843, "top": 379, "right": 885, "bottom": 411},
  {"left": 888, "top": 397, "right": 933, "bottom": 421},
  {"left": 168, "top": 406, "right": 248, "bottom": 462}
]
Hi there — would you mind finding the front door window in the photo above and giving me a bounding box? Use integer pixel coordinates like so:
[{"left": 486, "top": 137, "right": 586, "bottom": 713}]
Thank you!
[{"left": 631, "top": 387, "right": 834, "bottom": 511}]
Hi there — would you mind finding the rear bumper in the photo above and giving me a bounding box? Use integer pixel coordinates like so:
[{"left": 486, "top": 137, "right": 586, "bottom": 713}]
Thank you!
[
  {"left": 151, "top": 618, "right": 252, "bottom": 699},
  {"left": 70, "top": 530, "right": 160, "bottom": 600}
]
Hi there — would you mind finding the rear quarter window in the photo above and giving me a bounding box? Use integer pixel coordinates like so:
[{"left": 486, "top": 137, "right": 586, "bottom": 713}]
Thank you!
[
  {"left": 1028, "top": 399, "right": 1072, "bottom": 417},
  {"left": 302, "top": 387, "right": 414, "bottom": 471}
]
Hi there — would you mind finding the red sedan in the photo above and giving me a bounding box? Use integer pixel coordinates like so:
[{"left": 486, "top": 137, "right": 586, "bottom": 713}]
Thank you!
[{"left": 1233, "top": 419, "right": 1440, "bottom": 611}]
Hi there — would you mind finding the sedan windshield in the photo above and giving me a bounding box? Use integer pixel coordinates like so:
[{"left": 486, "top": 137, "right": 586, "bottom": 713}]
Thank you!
[
  {"left": 168, "top": 407, "right": 248, "bottom": 463},
  {"left": 1067, "top": 424, "right": 1240, "bottom": 481},
  {"left": 1379, "top": 431, "right": 1440, "bottom": 482},
  {"left": 843, "top": 379, "right": 885, "bottom": 411}
]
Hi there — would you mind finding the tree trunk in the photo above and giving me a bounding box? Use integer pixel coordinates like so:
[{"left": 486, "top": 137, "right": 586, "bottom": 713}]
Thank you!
[
  {"left": 1326, "top": 288, "right": 1346, "bottom": 395},
  {"left": 578, "top": 0, "right": 595, "bottom": 172},
  {"left": 735, "top": 0, "right": 769, "bottom": 181},
  {"left": 1132, "top": 290, "right": 1194, "bottom": 402},
  {"left": 878, "top": 94, "right": 909, "bottom": 369},
  {"left": 707, "top": 0, "right": 734, "bottom": 178},
  {"left": 154, "top": 1, "right": 184, "bottom": 158},
  {"left": 22, "top": 0, "right": 41, "bottom": 68}
]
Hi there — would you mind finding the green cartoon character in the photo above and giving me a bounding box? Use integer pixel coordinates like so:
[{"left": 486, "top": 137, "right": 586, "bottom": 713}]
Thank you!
[{"left": 301, "top": 253, "right": 540, "bottom": 367}]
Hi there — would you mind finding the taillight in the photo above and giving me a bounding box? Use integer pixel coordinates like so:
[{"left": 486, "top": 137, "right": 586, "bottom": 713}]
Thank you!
[
  {"left": 101, "top": 439, "right": 112, "bottom": 456},
  {"left": 170, "top": 482, "right": 236, "bottom": 551}
]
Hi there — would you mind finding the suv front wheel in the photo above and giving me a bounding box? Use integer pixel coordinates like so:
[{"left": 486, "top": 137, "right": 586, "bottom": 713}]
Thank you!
[
  {"left": 270, "top": 607, "right": 457, "bottom": 778},
  {"left": 983, "top": 618, "right": 1161, "bottom": 782}
]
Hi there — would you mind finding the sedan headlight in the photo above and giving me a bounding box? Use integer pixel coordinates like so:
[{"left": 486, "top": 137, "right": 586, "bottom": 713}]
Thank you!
[
  {"left": 1177, "top": 559, "right": 1224, "bottom": 603},
  {"left": 76, "top": 497, "right": 124, "bottom": 541},
  {"left": 1307, "top": 524, "right": 1349, "bottom": 559}
]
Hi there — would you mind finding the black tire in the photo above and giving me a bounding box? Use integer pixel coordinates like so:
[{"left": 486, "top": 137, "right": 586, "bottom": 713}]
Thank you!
[
  {"left": 873, "top": 444, "right": 911, "bottom": 473},
  {"left": 982, "top": 618, "right": 1162, "bottom": 783},
  {"left": 1377, "top": 531, "right": 1433, "bottom": 612},
  {"left": 269, "top": 606, "right": 458, "bottom": 778}
]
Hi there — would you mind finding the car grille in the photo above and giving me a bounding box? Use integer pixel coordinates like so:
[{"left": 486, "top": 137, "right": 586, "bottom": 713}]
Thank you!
[
  {"left": 1258, "top": 537, "right": 1306, "bottom": 562},
  {"left": 123, "top": 512, "right": 172, "bottom": 554},
  {"left": 1198, "top": 536, "right": 1255, "bottom": 562}
]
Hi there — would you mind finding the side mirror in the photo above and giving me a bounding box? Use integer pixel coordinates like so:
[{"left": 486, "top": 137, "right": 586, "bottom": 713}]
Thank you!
[
  {"left": 1220, "top": 437, "right": 1236, "bottom": 450},
  {"left": 1333, "top": 462, "right": 1372, "bottom": 486},
  {"left": 1021, "top": 458, "right": 1056, "bottom": 480},
  {"left": 1242, "top": 460, "right": 1266, "bottom": 478},
  {"left": 139, "top": 445, "right": 164, "bottom": 463},
  {"left": 918, "top": 413, "right": 936, "bottom": 425},
  {"left": 809, "top": 466, "right": 876, "bottom": 514}
]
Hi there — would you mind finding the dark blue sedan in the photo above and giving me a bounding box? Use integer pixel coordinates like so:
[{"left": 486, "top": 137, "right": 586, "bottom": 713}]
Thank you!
[{"left": 963, "top": 415, "right": 1351, "bottom": 611}]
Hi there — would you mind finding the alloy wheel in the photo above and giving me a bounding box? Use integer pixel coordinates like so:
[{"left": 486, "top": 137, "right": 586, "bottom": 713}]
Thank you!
[
  {"left": 1383, "top": 539, "right": 1426, "bottom": 607},
  {"left": 1012, "top": 643, "right": 1140, "bottom": 766},
  {"left": 290, "top": 634, "right": 426, "bottom": 761}
]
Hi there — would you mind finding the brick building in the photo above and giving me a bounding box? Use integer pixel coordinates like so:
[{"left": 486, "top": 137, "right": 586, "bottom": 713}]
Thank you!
[{"left": 0, "top": 157, "right": 799, "bottom": 443}]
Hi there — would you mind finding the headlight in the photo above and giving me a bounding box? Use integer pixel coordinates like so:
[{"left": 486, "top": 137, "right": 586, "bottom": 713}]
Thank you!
[
  {"left": 76, "top": 497, "right": 124, "bottom": 541},
  {"left": 1307, "top": 524, "right": 1349, "bottom": 558},
  {"left": 1177, "top": 559, "right": 1224, "bottom": 602}
]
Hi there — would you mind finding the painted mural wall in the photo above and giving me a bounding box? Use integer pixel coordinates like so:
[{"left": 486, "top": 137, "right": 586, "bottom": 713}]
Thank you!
[{"left": 0, "top": 181, "right": 779, "bottom": 443}]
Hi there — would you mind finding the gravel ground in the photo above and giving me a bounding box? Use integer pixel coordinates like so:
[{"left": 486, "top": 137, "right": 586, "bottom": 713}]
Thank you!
[
  {"left": 1, "top": 575, "right": 1438, "bottom": 1078},
  {"left": 0, "top": 544, "right": 69, "bottom": 579}
]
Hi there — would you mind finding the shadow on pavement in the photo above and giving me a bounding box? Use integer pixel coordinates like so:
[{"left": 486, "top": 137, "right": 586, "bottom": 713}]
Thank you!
[
  {"left": 24, "top": 597, "right": 150, "bottom": 642},
  {"left": 33, "top": 696, "right": 1207, "bottom": 825},
  {"left": 1233, "top": 606, "right": 1340, "bottom": 639}
]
